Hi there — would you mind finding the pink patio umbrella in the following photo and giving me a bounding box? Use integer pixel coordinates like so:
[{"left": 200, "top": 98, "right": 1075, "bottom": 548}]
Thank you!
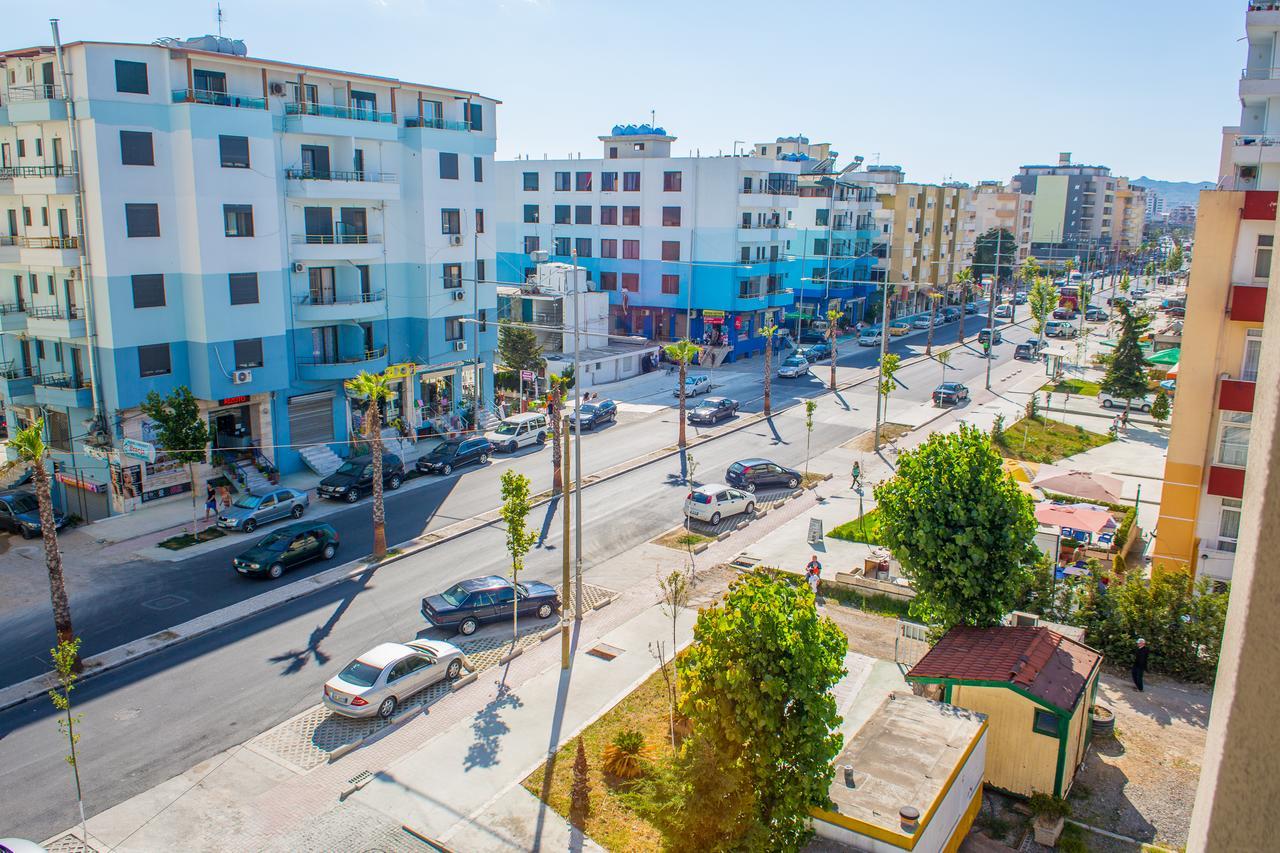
[{"left": 1031, "top": 467, "right": 1126, "bottom": 505}]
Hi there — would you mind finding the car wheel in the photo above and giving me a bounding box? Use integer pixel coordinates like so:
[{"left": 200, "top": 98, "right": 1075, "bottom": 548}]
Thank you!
[
  {"left": 377, "top": 696, "right": 397, "bottom": 719},
  {"left": 537, "top": 602, "right": 553, "bottom": 619},
  {"left": 787, "top": 477, "right": 799, "bottom": 489},
  {"left": 441, "top": 464, "right": 452, "bottom": 476},
  {"left": 745, "top": 502, "right": 756, "bottom": 515},
  {"left": 446, "top": 659, "right": 463, "bottom": 679},
  {"left": 291, "top": 504, "right": 305, "bottom": 519},
  {"left": 345, "top": 490, "right": 360, "bottom": 504},
  {"left": 243, "top": 518, "right": 257, "bottom": 534},
  {"left": 710, "top": 512, "right": 721, "bottom": 525},
  {"left": 479, "top": 453, "right": 489, "bottom": 465},
  {"left": 459, "top": 617, "right": 478, "bottom": 636},
  {"left": 268, "top": 562, "right": 284, "bottom": 579},
  {"left": 1141, "top": 404, "right": 1151, "bottom": 413},
  {"left": 20, "top": 527, "right": 35, "bottom": 540},
  {"left": 1101, "top": 399, "right": 1113, "bottom": 409},
  {"left": 745, "top": 482, "right": 757, "bottom": 493},
  {"left": 322, "top": 543, "right": 337, "bottom": 560},
  {"left": 506, "top": 441, "right": 517, "bottom": 453},
  {"left": 388, "top": 475, "right": 402, "bottom": 491},
  {"left": 536, "top": 432, "right": 546, "bottom": 444}
]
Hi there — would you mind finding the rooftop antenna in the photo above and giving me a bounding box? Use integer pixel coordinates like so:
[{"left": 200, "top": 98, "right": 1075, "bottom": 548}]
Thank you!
[
  {"left": 216, "top": 1, "right": 225, "bottom": 37},
  {"left": 650, "top": 109, "right": 656, "bottom": 129}
]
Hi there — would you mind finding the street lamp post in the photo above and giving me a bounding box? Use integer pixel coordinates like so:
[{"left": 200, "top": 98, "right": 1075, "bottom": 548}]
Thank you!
[{"left": 570, "top": 250, "right": 583, "bottom": 621}]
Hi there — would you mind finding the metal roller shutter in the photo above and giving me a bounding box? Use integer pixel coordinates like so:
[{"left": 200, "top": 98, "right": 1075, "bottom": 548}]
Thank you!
[{"left": 288, "top": 392, "right": 334, "bottom": 445}]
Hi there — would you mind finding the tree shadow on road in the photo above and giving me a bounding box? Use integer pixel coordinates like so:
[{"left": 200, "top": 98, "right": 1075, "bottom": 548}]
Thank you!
[{"left": 268, "top": 563, "right": 378, "bottom": 676}]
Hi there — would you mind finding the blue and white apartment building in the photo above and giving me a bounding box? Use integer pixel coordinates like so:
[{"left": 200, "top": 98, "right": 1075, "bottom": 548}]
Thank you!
[
  {"left": 0, "top": 37, "right": 498, "bottom": 519},
  {"left": 495, "top": 127, "right": 799, "bottom": 361}
]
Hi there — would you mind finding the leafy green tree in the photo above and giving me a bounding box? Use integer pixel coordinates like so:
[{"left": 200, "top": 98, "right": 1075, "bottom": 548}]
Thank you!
[
  {"left": 497, "top": 323, "right": 544, "bottom": 374},
  {"left": 49, "top": 637, "right": 87, "bottom": 842},
  {"left": 761, "top": 324, "right": 778, "bottom": 417},
  {"left": 1119, "top": 271, "right": 1131, "bottom": 294},
  {"left": 678, "top": 571, "right": 847, "bottom": 851},
  {"left": 874, "top": 425, "right": 1038, "bottom": 630},
  {"left": 936, "top": 347, "right": 951, "bottom": 386},
  {"left": 3, "top": 420, "right": 78, "bottom": 668},
  {"left": 140, "top": 386, "right": 211, "bottom": 535},
  {"left": 1101, "top": 303, "right": 1149, "bottom": 417},
  {"left": 499, "top": 469, "right": 538, "bottom": 640},
  {"left": 972, "top": 228, "right": 1017, "bottom": 284},
  {"left": 665, "top": 340, "right": 701, "bottom": 449},
  {"left": 878, "top": 352, "right": 901, "bottom": 423},
  {"left": 1166, "top": 246, "right": 1184, "bottom": 273},
  {"left": 954, "top": 267, "right": 974, "bottom": 344},
  {"left": 343, "top": 371, "right": 396, "bottom": 558},
  {"left": 1029, "top": 274, "right": 1057, "bottom": 343},
  {"left": 1151, "top": 389, "right": 1171, "bottom": 426}
]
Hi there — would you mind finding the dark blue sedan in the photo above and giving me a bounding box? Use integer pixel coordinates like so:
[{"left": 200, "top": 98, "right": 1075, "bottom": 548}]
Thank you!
[
  {"left": 573, "top": 399, "right": 617, "bottom": 430},
  {"left": 421, "top": 575, "right": 561, "bottom": 636}
]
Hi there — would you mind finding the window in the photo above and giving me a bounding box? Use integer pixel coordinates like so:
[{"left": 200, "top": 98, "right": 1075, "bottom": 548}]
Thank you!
[
  {"left": 575, "top": 205, "right": 592, "bottom": 225},
  {"left": 661, "top": 274, "right": 680, "bottom": 295},
  {"left": 473, "top": 156, "right": 484, "bottom": 182},
  {"left": 575, "top": 237, "right": 592, "bottom": 258},
  {"left": 219, "top": 135, "right": 250, "bottom": 168},
  {"left": 663, "top": 171, "right": 682, "bottom": 192},
  {"left": 814, "top": 208, "right": 829, "bottom": 227},
  {"left": 1032, "top": 709, "right": 1058, "bottom": 737},
  {"left": 813, "top": 238, "right": 829, "bottom": 256},
  {"left": 234, "top": 338, "right": 264, "bottom": 369},
  {"left": 601, "top": 206, "right": 618, "bottom": 225},
  {"left": 554, "top": 205, "right": 571, "bottom": 225},
  {"left": 1219, "top": 498, "right": 1242, "bottom": 552},
  {"left": 554, "top": 236, "right": 570, "bottom": 256},
  {"left": 40, "top": 207, "right": 48, "bottom": 227},
  {"left": 661, "top": 241, "right": 680, "bottom": 261},
  {"left": 741, "top": 246, "right": 750, "bottom": 263},
  {"left": 476, "top": 259, "right": 486, "bottom": 284},
  {"left": 46, "top": 410, "right": 71, "bottom": 452},
  {"left": 35, "top": 340, "right": 44, "bottom": 360},
  {"left": 441, "top": 208, "right": 461, "bottom": 235},
  {"left": 1255, "top": 234, "right": 1273, "bottom": 280},
  {"left": 601, "top": 172, "right": 618, "bottom": 192},
  {"left": 125, "top": 203, "right": 160, "bottom": 237},
  {"left": 524, "top": 235, "right": 540, "bottom": 253},
  {"left": 623, "top": 171, "right": 640, "bottom": 191},
  {"left": 523, "top": 171, "right": 539, "bottom": 191},
  {"left": 229, "top": 272, "right": 259, "bottom": 305},
  {"left": 633, "top": 142, "right": 645, "bottom": 151},
  {"left": 138, "top": 343, "right": 171, "bottom": 377},
  {"left": 622, "top": 206, "right": 640, "bottom": 226},
  {"left": 575, "top": 171, "right": 592, "bottom": 191},
  {"left": 478, "top": 308, "right": 488, "bottom": 332},
  {"left": 600, "top": 271, "right": 617, "bottom": 291},
  {"left": 475, "top": 209, "right": 485, "bottom": 234},
  {"left": 114, "top": 59, "right": 149, "bottom": 94},
  {"left": 1243, "top": 329, "right": 1263, "bottom": 382},
  {"left": 119, "top": 131, "right": 154, "bottom": 166},
  {"left": 446, "top": 317, "right": 465, "bottom": 340},
  {"left": 443, "top": 263, "right": 463, "bottom": 289},
  {"left": 439, "top": 152, "right": 459, "bottom": 180},
  {"left": 601, "top": 238, "right": 617, "bottom": 258},
  {"left": 662, "top": 206, "right": 681, "bottom": 227},
  {"left": 131, "top": 274, "right": 165, "bottom": 308},
  {"left": 1217, "top": 411, "right": 1252, "bottom": 467},
  {"left": 22, "top": 207, "right": 31, "bottom": 227},
  {"left": 463, "top": 102, "right": 483, "bottom": 131},
  {"left": 554, "top": 171, "right": 571, "bottom": 191},
  {"left": 223, "top": 204, "right": 254, "bottom": 237},
  {"left": 623, "top": 239, "right": 639, "bottom": 260},
  {"left": 16, "top": 139, "right": 26, "bottom": 158},
  {"left": 523, "top": 204, "right": 540, "bottom": 224},
  {"left": 621, "top": 272, "right": 639, "bottom": 292},
  {"left": 608, "top": 146, "right": 618, "bottom": 159}
]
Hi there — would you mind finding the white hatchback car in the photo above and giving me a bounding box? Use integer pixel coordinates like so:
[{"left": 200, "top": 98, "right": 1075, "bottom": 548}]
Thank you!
[
  {"left": 675, "top": 374, "right": 711, "bottom": 398},
  {"left": 684, "top": 484, "right": 756, "bottom": 525},
  {"left": 322, "top": 639, "right": 471, "bottom": 719},
  {"left": 777, "top": 355, "right": 811, "bottom": 378},
  {"left": 857, "top": 328, "right": 883, "bottom": 347},
  {"left": 1098, "top": 391, "right": 1153, "bottom": 412}
]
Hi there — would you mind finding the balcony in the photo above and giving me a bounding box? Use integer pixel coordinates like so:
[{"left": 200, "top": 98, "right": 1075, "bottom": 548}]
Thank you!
[
  {"left": 6, "top": 84, "right": 66, "bottom": 123},
  {"left": 285, "top": 168, "right": 400, "bottom": 201},
  {"left": 34, "top": 373, "right": 93, "bottom": 409},
  {"left": 284, "top": 102, "right": 398, "bottom": 142},
  {"left": 0, "top": 366, "right": 38, "bottom": 404},
  {"left": 290, "top": 233, "right": 383, "bottom": 262},
  {"left": 1229, "top": 283, "right": 1267, "bottom": 322},
  {"left": 737, "top": 226, "right": 780, "bottom": 242},
  {"left": 0, "top": 235, "right": 17, "bottom": 264},
  {"left": 18, "top": 235, "right": 80, "bottom": 267},
  {"left": 0, "top": 302, "right": 27, "bottom": 333},
  {"left": 293, "top": 290, "right": 387, "bottom": 323},
  {"left": 296, "top": 346, "right": 388, "bottom": 382},
  {"left": 1207, "top": 465, "right": 1246, "bottom": 500},
  {"left": 171, "top": 88, "right": 266, "bottom": 110},
  {"left": 404, "top": 116, "right": 472, "bottom": 132},
  {"left": 10, "top": 164, "right": 77, "bottom": 196},
  {"left": 1231, "top": 134, "right": 1280, "bottom": 166},
  {"left": 1248, "top": 3, "right": 1280, "bottom": 35},
  {"left": 1219, "top": 378, "right": 1257, "bottom": 413},
  {"left": 26, "top": 304, "right": 87, "bottom": 340}
]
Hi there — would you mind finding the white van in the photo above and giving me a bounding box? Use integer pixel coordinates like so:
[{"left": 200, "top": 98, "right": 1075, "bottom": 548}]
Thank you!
[{"left": 486, "top": 412, "right": 549, "bottom": 453}]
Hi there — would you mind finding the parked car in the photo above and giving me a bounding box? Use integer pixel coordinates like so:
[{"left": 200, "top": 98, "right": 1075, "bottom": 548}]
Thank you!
[
  {"left": 933, "top": 382, "right": 970, "bottom": 406},
  {"left": 1108, "top": 295, "right": 1131, "bottom": 307},
  {"left": 1098, "top": 391, "right": 1153, "bottom": 412},
  {"left": 964, "top": 302, "right": 979, "bottom": 315},
  {"left": 977, "top": 328, "right": 1003, "bottom": 345},
  {"left": 888, "top": 319, "right": 912, "bottom": 336},
  {"left": 0, "top": 490, "right": 67, "bottom": 539},
  {"left": 725, "top": 458, "right": 802, "bottom": 493},
  {"left": 318, "top": 454, "right": 404, "bottom": 502},
  {"left": 232, "top": 521, "right": 339, "bottom": 579},
  {"left": 994, "top": 304, "right": 1013, "bottom": 319},
  {"left": 688, "top": 396, "right": 739, "bottom": 424},
  {"left": 573, "top": 399, "right": 618, "bottom": 430},
  {"left": 942, "top": 306, "right": 963, "bottom": 322},
  {"left": 1160, "top": 297, "right": 1186, "bottom": 310},
  {"left": 1085, "top": 306, "right": 1109, "bottom": 322},
  {"left": 1013, "top": 292, "right": 1028, "bottom": 305},
  {"left": 778, "top": 355, "right": 811, "bottom": 378},
  {"left": 322, "top": 639, "right": 469, "bottom": 719},
  {"left": 417, "top": 437, "right": 492, "bottom": 476},
  {"left": 801, "top": 342, "right": 833, "bottom": 362},
  {"left": 1044, "top": 320, "right": 1078, "bottom": 338},
  {"left": 797, "top": 328, "right": 828, "bottom": 345},
  {"left": 857, "top": 327, "right": 883, "bottom": 346},
  {"left": 1014, "top": 340, "right": 1044, "bottom": 360},
  {"left": 674, "top": 374, "right": 712, "bottom": 398},
  {"left": 421, "top": 575, "right": 560, "bottom": 636},
  {"left": 1159, "top": 378, "right": 1177, "bottom": 395},
  {"left": 1167, "top": 306, "right": 1186, "bottom": 318},
  {"left": 911, "top": 315, "right": 933, "bottom": 330},
  {"left": 684, "top": 484, "right": 756, "bottom": 525},
  {"left": 1130, "top": 287, "right": 1149, "bottom": 299},
  {"left": 486, "top": 412, "right": 549, "bottom": 453},
  {"left": 1052, "top": 307, "right": 1078, "bottom": 320},
  {"left": 217, "top": 487, "right": 309, "bottom": 532}
]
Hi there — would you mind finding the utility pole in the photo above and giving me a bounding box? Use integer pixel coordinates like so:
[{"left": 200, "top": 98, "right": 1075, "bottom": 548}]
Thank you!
[
  {"left": 560, "top": 414, "right": 571, "bottom": 669},
  {"left": 570, "top": 250, "right": 583, "bottom": 621},
  {"left": 984, "top": 228, "right": 1002, "bottom": 391},
  {"left": 873, "top": 276, "right": 890, "bottom": 449}
]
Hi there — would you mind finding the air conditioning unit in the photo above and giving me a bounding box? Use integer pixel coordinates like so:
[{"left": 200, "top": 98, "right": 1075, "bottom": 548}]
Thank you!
[
  {"left": 449, "top": 235, "right": 464, "bottom": 247},
  {"left": 292, "top": 262, "right": 305, "bottom": 274},
  {"left": 231, "top": 369, "right": 253, "bottom": 385},
  {"left": 453, "top": 340, "right": 467, "bottom": 352},
  {"left": 69, "top": 268, "right": 80, "bottom": 279},
  {"left": 269, "top": 81, "right": 286, "bottom": 96},
  {"left": 451, "top": 289, "right": 466, "bottom": 301}
]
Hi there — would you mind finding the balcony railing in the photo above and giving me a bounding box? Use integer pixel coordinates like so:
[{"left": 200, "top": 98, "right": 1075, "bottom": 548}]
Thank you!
[
  {"left": 292, "top": 233, "right": 381, "bottom": 245},
  {"left": 8, "top": 84, "right": 61, "bottom": 101},
  {"left": 0, "top": 301, "right": 26, "bottom": 314},
  {"left": 171, "top": 88, "right": 266, "bottom": 110},
  {"left": 285, "top": 101, "right": 394, "bottom": 124},
  {"left": 1250, "top": 2, "right": 1280, "bottom": 11},
  {"left": 285, "top": 168, "right": 397, "bottom": 183},
  {"left": 0, "top": 364, "right": 37, "bottom": 380},
  {"left": 1234, "top": 134, "right": 1280, "bottom": 147},
  {"left": 1, "top": 165, "right": 73, "bottom": 178},
  {"left": 37, "top": 372, "right": 90, "bottom": 391},
  {"left": 404, "top": 116, "right": 471, "bottom": 131},
  {"left": 742, "top": 182, "right": 799, "bottom": 196},
  {"left": 19, "top": 236, "right": 79, "bottom": 250},
  {"left": 0, "top": 236, "right": 16, "bottom": 247},
  {"left": 297, "top": 290, "right": 385, "bottom": 306},
  {"left": 297, "top": 346, "right": 387, "bottom": 367},
  {"left": 27, "top": 304, "right": 84, "bottom": 320},
  {"left": 740, "top": 221, "right": 782, "bottom": 230}
]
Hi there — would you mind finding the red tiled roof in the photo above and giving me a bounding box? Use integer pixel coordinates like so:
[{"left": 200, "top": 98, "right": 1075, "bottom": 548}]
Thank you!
[{"left": 906, "top": 626, "right": 1102, "bottom": 714}]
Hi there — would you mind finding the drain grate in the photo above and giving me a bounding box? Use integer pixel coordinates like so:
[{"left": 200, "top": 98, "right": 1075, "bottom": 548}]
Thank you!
[{"left": 586, "top": 643, "right": 624, "bottom": 661}]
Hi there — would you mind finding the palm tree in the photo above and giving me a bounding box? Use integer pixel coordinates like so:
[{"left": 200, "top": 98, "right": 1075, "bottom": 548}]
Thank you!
[
  {"left": 924, "top": 290, "right": 943, "bottom": 356},
  {"left": 542, "top": 373, "right": 570, "bottom": 494},
  {"left": 936, "top": 347, "right": 951, "bottom": 385},
  {"left": 761, "top": 323, "right": 778, "bottom": 417},
  {"left": 4, "top": 419, "right": 79, "bottom": 670},
  {"left": 664, "top": 339, "right": 701, "bottom": 449},
  {"left": 343, "top": 371, "right": 395, "bottom": 559},
  {"left": 826, "top": 308, "right": 841, "bottom": 391},
  {"left": 954, "top": 267, "right": 974, "bottom": 344}
]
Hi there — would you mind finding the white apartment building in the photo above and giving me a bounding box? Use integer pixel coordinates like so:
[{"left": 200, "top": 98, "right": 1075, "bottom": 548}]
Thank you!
[{"left": 972, "top": 180, "right": 1034, "bottom": 263}]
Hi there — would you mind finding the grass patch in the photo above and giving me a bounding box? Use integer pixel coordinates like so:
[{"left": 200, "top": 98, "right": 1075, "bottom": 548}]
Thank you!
[
  {"left": 652, "top": 527, "right": 712, "bottom": 551},
  {"left": 801, "top": 472, "right": 826, "bottom": 488},
  {"left": 828, "top": 509, "right": 885, "bottom": 545},
  {"left": 995, "top": 415, "right": 1112, "bottom": 463},
  {"left": 522, "top": 668, "right": 673, "bottom": 852},
  {"left": 157, "top": 527, "right": 226, "bottom": 550},
  {"left": 1043, "top": 378, "right": 1101, "bottom": 397},
  {"left": 847, "top": 422, "right": 910, "bottom": 452},
  {"left": 820, "top": 582, "right": 912, "bottom": 618}
]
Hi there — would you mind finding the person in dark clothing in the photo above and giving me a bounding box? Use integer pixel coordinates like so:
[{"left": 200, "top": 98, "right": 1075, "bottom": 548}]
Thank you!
[{"left": 1132, "top": 638, "right": 1149, "bottom": 691}]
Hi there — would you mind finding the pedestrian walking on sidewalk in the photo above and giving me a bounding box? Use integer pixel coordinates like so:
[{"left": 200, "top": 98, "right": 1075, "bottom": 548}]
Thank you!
[
  {"left": 851, "top": 461, "right": 862, "bottom": 489},
  {"left": 1132, "top": 638, "right": 1149, "bottom": 692},
  {"left": 806, "top": 555, "right": 822, "bottom": 599},
  {"left": 204, "top": 483, "right": 217, "bottom": 520}
]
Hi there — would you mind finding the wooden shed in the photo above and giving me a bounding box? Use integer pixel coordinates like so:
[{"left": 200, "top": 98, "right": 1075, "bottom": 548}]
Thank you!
[{"left": 905, "top": 626, "right": 1102, "bottom": 798}]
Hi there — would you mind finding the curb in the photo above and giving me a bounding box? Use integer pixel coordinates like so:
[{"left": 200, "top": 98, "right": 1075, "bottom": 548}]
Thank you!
[{"left": 451, "top": 672, "right": 479, "bottom": 691}]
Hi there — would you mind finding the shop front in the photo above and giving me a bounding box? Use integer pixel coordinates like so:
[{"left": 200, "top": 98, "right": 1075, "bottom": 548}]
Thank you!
[
  {"left": 208, "top": 395, "right": 257, "bottom": 458},
  {"left": 413, "top": 361, "right": 481, "bottom": 439}
]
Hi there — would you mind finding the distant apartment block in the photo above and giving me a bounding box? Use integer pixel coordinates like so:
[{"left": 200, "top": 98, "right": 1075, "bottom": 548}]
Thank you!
[{"left": 972, "top": 180, "right": 1034, "bottom": 263}]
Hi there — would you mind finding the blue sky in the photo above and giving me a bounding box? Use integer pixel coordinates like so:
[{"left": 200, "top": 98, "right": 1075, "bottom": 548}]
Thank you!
[{"left": 10, "top": 0, "right": 1239, "bottom": 184}]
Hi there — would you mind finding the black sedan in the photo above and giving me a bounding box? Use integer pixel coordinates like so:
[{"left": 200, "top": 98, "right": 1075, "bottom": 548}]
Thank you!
[
  {"left": 933, "top": 382, "right": 970, "bottom": 406},
  {"left": 800, "top": 342, "right": 833, "bottom": 362},
  {"left": 417, "top": 437, "right": 492, "bottom": 475},
  {"left": 688, "top": 396, "right": 739, "bottom": 424},
  {"left": 964, "top": 302, "right": 979, "bottom": 315},
  {"left": 574, "top": 399, "right": 618, "bottom": 430},
  {"left": 232, "top": 521, "right": 340, "bottom": 580},
  {"left": 0, "top": 490, "right": 67, "bottom": 538},
  {"left": 422, "top": 575, "right": 560, "bottom": 636}
]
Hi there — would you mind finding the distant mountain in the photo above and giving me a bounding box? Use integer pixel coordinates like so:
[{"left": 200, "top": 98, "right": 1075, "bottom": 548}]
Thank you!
[{"left": 1132, "top": 177, "right": 1215, "bottom": 209}]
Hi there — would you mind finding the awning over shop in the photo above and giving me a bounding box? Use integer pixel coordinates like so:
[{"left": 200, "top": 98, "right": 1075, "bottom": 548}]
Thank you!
[{"left": 1144, "top": 347, "right": 1180, "bottom": 366}]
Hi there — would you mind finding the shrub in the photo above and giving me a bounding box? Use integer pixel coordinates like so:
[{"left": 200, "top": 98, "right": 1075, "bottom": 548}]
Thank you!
[
  {"left": 1029, "top": 792, "right": 1071, "bottom": 820},
  {"left": 601, "top": 729, "right": 649, "bottom": 780},
  {"left": 570, "top": 736, "right": 590, "bottom": 827},
  {"left": 991, "top": 414, "right": 1005, "bottom": 443}
]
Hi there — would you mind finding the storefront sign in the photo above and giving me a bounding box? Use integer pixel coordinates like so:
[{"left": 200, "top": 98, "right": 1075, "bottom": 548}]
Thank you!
[
  {"left": 122, "top": 437, "right": 156, "bottom": 463},
  {"left": 384, "top": 362, "right": 417, "bottom": 380},
  {"left": 702, "top": 310, "right": 726, "bottom": 319},
  {"left": 734, "top": 317, "right": 743, "bottom": 330},
  {"left": 110, "top": 464, "right": 142, "bottom": 499},
  {"left": 83, "top": 443, "right": 112, "bottom": 462},
  {"left": 219, "top": 395, "right": 251, "bottom": 406},
  {"left": 56, "top": 472, "right": 106, "bottom": 494},
  {"left": 142, "top": 481, "right": 192, "bottom": 504},
  {"left": 520, "top": 370, "right": 536, "bottom": 382}
]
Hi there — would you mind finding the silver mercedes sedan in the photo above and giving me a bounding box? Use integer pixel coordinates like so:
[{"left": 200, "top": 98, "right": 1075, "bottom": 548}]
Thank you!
[{"left": 322, "top": 640, "right": 471, "bottom": 719}]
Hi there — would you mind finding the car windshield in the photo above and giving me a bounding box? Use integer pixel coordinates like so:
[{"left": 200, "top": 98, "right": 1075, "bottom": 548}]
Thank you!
[
  {"left": 689, "top": 491, "right": 713, "bottom": 504},
  {"left": 492, "top": 422, "right": 520, "bottom": 435},
  {"left": 335, "top": 460, "right": 364, "bottom": 476},
  {"left": 783, "top": 357, "right": 805, "bottom": 366},
  {"left": 941, "top": 383, "right": 960, "bottom": 391},
  {"left": 430, "top": 443, "right": 460, "bottom": 458},
  {"left": 439, "top": 583, "right": 470, "bottom": 607},
  {"left": 579, "top": 404, "right": 598, "bottom": 414},
  {"left": 258, "top": 531, "right": 292, "bottom": 549},
  {"left": 338, "top": 659, "right": 382, "bottom": 688},
  {"left": 6, "top": 494, "right": 38, "bottom": 513},
  {"left": 233, "top": 494, "right": 263, "bottom": 509},
  {"left": 685, "top": 377, "right": 701, "bottom": 385}
]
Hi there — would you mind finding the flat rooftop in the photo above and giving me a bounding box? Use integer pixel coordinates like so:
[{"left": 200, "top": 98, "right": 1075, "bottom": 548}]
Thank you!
[{"left": 826, "top": 693, "right": 985, "bottom": 835}]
